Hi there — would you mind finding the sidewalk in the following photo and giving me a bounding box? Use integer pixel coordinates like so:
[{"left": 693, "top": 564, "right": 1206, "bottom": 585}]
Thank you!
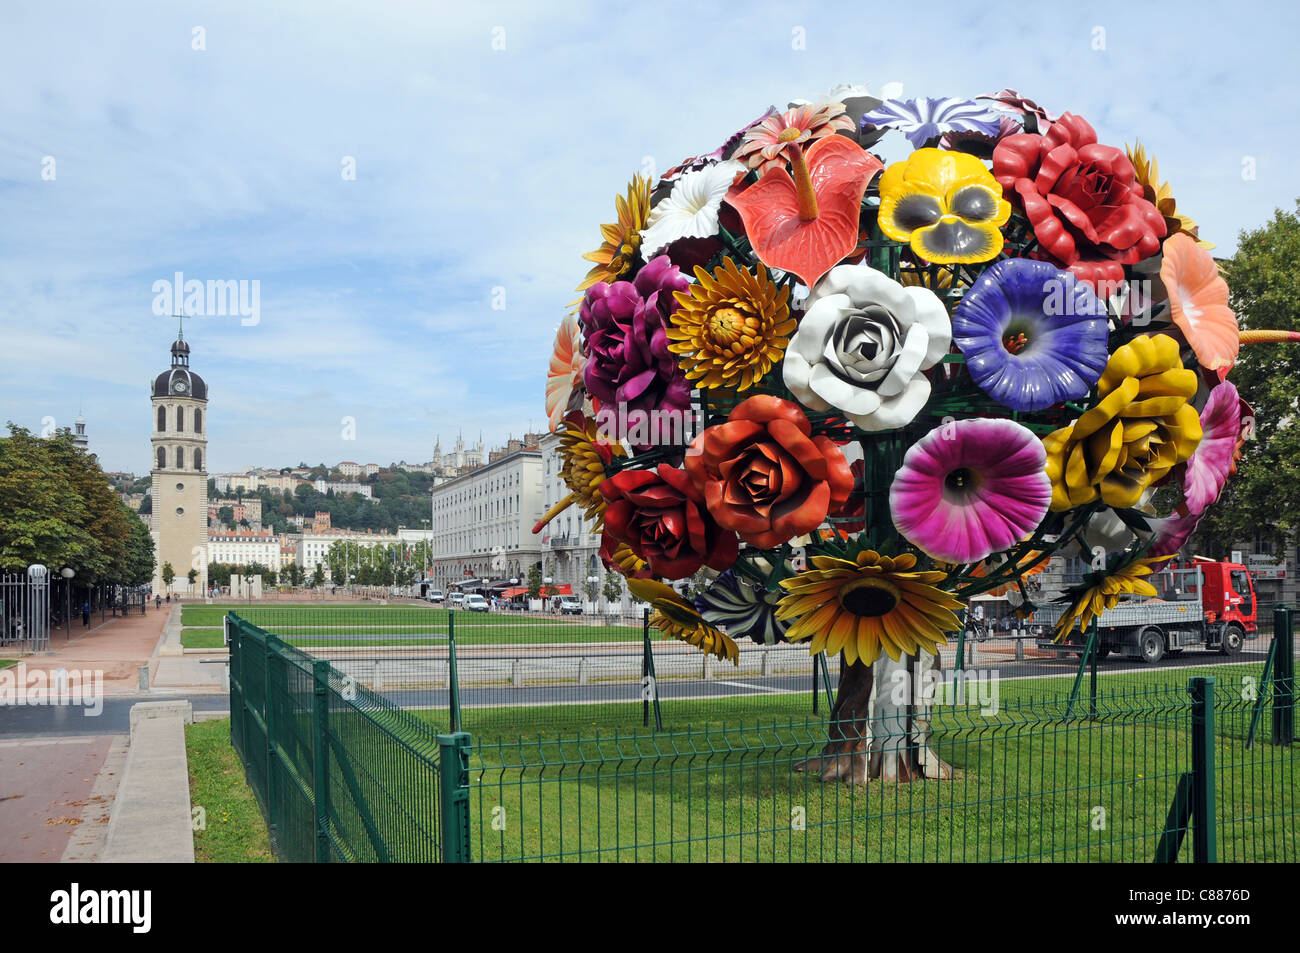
[{"left": 19, "top": 606, "right": 171, "bottom": 695}]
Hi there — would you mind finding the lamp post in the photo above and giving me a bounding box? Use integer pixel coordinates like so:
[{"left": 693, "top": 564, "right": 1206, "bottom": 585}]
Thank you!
[
  {"left": 588, "top": 574, "right": 600, "bottom": 615},
  {"left": 60, "top": 568, "right": 74, "bottom": 640}
]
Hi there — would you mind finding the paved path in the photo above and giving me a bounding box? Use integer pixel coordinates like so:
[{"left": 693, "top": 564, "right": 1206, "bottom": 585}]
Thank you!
[
  {"left": 0, "top": 733, "right": 127, "bottom": 862},
  {"left": 14, "top": 604, "right": 171, "bottom": 695}
]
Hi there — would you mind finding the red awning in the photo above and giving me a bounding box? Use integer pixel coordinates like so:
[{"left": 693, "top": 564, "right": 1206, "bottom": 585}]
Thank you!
[{"left": 501, "top": 584, "right": 573, "bottom": 598}]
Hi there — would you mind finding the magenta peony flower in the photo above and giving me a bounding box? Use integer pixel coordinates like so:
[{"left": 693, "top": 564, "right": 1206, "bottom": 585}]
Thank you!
[
  {"left": 1148, "top": 509, "right": 1202, "bottom": 558},
  {"left": 580, "top": 255, "right": 692, "bottom": 427},
  {"left": 1182, "top": 381, "right": 1241, "bottom": 515},
  {"left": 890, "top": 417, "right": 1051, "bottom": 563}
]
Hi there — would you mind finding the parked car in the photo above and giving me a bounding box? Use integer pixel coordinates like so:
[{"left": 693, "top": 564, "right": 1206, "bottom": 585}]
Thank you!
[
  {"left": 449, "top": 592, "right": 465, "bottom": 606},
  {"left": 556, "top": 596, "right": 583, "bottom": 616},
  {"left": 464, "top": 594, "right": 489, "bottom": 613},
  {"left": 427, "top": 589, "right": 445, "bottom": 604}
]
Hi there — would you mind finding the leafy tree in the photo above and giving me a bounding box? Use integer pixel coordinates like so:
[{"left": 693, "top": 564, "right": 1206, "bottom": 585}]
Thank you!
[
  {"left": 138, "top": 493, "right": 152, "bottom": 515},
  {"left": 602, "top": 570, "right": 624, "bottom": 605},
  {"left": 209, "top": 563, "right": 232, "bottom": 588},
  {"left": 526, "top": 564, "right": 542, "bottom": 599},
  {"left": 187, "top": 568, "right": 198, "bottom": 586},
  {"left": 161, "top": 562, "right": 175, "bottom": 588},
  {"left": 1196, "top": 200, "right": 1300, "bottom": 555},
  {"left": 311, "top": 564, "right": 325, "bottom": 587},
  {"left": 217, "top": 505, "right": 235, "bottom": 526},
  {"left": 583, "top": 575, "right": 600, "bottom": 603}
]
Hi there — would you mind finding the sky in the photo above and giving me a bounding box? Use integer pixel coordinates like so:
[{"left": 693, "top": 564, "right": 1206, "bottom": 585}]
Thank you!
[{"left": 1, "top": 0, "right": 1298, "bottom": 476}]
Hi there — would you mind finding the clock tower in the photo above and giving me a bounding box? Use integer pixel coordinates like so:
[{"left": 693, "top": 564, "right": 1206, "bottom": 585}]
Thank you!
[{"left": 150, "top": 325, "right": 209, "bottom": 596}]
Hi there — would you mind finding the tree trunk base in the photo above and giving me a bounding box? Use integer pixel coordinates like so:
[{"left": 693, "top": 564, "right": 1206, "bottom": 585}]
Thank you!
[{"left": 796, "top": 652, "right": 953, "bottom": 784}]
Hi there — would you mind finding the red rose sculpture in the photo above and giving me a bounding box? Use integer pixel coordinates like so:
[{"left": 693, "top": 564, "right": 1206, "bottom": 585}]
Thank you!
[
  {"left": 992, "top": 113, "right": 1166, "bottom": 293},
  {"left": 600, "top": 464, "right": 739, "bottom": 579},
  {"left": 685, "top": 395, "right": 854, "bottom": 548}
]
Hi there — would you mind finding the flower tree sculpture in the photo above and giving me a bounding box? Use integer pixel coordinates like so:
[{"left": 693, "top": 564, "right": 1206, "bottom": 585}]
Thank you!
[{"left": 538, "top": 85, "right": 1279, "bottom": 784}]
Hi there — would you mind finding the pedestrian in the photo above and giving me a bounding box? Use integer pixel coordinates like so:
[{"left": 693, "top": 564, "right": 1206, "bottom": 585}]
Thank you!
[{"left": 81, "top": 600, "right": 90, "bottom": 627}]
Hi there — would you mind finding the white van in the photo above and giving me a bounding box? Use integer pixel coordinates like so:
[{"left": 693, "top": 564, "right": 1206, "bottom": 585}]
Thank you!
[{"left": 426, "top": 589, "right": 445, "bottom": 604}]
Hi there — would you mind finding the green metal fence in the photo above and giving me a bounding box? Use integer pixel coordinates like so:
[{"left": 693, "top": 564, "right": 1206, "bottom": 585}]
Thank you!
[
  {"left": 228, "top": 612, "right": 448, "bottom": 861},
  {"left": 227, "top": 611, "right": 1296, "bottom": 863}
]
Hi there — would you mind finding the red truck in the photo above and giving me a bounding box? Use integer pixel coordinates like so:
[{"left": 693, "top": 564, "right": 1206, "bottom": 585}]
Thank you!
[{"left": 1033, "top": 557, "right": 1259, "bottom": 663}]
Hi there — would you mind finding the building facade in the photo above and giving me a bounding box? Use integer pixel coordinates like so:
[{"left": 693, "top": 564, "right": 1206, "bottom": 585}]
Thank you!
[
  {"left": 150, "top": 330, "right": 209, "bottom": 595},
  {"left": 537, "top": 430, "right": 603, "bottom": 599},
  {"left": 429, "top": 448, "right": 543, "bottom": 588},
  {"left": 206, "top": 531, "right": 281, "bottom": 571}
]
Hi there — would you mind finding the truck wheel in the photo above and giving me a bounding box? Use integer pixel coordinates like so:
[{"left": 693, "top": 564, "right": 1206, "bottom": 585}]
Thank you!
[
  {"left": 1220, "top": 624, "right": 1244, "bottom": 656},
  {"left": 1140, "top": 629, "right": 1165, "bottom": 664}
]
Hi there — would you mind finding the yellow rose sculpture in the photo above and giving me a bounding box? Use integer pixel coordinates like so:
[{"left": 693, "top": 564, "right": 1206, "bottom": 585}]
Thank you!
[{"left": 1043, "top": 334, "right": 1202, "bottom": 511}]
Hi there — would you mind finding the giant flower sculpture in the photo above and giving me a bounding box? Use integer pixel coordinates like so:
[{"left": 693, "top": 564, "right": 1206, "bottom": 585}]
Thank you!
[{"left": 543, "top": 84, "right": 1267, "bottom": 783}]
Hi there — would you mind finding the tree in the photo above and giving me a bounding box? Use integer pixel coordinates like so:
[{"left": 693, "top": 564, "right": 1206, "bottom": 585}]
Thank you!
[
  {"left": 209, "top": 563, "right": 232, "bottom": 588},
  {"left": 187, "top": 568, "right": 198, "bottom": 587},
  {"left": 161, "top": 562, "right": 175, "bottom": 589},
  {"left": 602, "top": 570, "right": 624, "bottom": 606},
  {"left": 526, "top": 564, "right": 542, "bottom": 599},
  {"left": 1195, "top": 200, "right": 1300, "bottom": 555},
  {"left": 217, "top": 505, "right": 235, "bottom": 527},
  {"left": 583, "top": 575, "right": 600, "bottom": 603},
  {"left": 311, "top": 564, "right": 325, "bottom": 587}
]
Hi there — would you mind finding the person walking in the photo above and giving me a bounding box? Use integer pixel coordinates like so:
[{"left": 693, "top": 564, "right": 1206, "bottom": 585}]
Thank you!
[{"left": 81, "top": 600, "right": 90, "bottom": 627}]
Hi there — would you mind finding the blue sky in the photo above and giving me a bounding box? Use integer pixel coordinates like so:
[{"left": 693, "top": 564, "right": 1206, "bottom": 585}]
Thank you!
[{"left": 1, "top": 0, "right": 1297, "bottom": 475}]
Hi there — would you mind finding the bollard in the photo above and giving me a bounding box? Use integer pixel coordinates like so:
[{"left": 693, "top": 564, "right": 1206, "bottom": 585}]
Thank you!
[
  {"left": 703, "top": 654, "right": 714, "bottom": 680},
  {"left": 1015, "top": 631, "right": 1024, "bottom": 661},
  {"left": 760, "top": 647, "right": 771, "bottom": 677},
  {"left": 373, "top": 659, "right": 383, "bottom": 692},
  {"left": 511, "top": 658, "right": 522, "bottom": 686},
  {"left": 577, "top": 656, "right": 588, "bottom": 685},
  {"left": 138, "top": 664, "right": 149, "bottom": 691}
]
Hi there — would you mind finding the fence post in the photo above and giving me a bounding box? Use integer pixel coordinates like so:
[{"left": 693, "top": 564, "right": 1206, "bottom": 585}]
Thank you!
[
  {"left": 312, "top": 659, "right": 331, "bottom": 863},
  {"left": 447, "top": 610, "right": 461, "bottom": 733},
  {"left": 641, "top": 608, "right": 662, "bottom": 731},
  {"left": 1188, "top": 676, "right": 1217, "bottom": 863},
  {"left": 437, "top": 732, "right": 472, "bottom": 863},
  {"left": 1273, "top": 605, "right": 1294, "bottom": 746},
  {"left": 263, "top": 637, "right": 278, "bottom": 850}
]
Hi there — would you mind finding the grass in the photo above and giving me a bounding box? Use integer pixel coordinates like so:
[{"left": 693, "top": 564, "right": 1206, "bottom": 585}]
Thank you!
[
  {"left": 181, "top": 628, "right": 226, "bottom": 649},
  {"left": 182, "top": 603, "right": 643, "bottom": 645},
  {"left": 0, "top": 659, "right": 17, "bottom": 670},
  {"left": 412, "top": 665, "right": 1298, "bottom": 862},
  {"left": 185, "top": 719, "right": 275, "bottom": 863}
]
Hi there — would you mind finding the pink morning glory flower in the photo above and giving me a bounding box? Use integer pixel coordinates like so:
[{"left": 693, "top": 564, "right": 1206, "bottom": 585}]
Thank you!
[
  {"left": 890, "top": 417, "right": 1052, "bottom": 564},
  {"left": 1182, "top": 381, "right": 1241, "bottom": 515}
]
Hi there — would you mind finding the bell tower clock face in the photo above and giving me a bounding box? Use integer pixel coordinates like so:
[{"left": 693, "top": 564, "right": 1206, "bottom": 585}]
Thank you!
[{"left": 172, "top": 378, "right": 188, "bottom": 395}]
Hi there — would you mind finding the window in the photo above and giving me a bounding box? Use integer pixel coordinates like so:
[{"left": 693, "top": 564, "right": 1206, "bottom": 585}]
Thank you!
[
  {"left": 157, "top": 447, "right": 166, "bottom": 468},
  {"left": 157, "top": 407, "right": 166, "bottom": 432},
  {"left": 176, "top": 482, "right": 184, "bottom": 491},
  {"left": 194, "top": 449, "right": 202, "bottom": 470},
  {"left": 176, "top": 407, "right": 185, "bottom": 432},
  {"left": 194, "top": 409, "right": 202, "bottom": 433},
  {"left": 176, "top": 447, "right": 185, "bottom": 469}
]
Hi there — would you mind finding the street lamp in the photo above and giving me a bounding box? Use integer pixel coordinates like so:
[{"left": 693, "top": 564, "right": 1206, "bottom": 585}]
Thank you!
[{"left": 61, "top": 568, "right": 74, "bottom": 640}]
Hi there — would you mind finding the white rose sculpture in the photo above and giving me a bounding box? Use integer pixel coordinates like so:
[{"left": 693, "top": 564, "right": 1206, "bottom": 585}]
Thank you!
[{"left": 783, "top": 264, "right": 951, "bottom": 432}]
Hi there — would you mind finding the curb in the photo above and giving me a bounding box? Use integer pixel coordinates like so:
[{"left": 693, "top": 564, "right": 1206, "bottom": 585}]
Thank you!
[{"left": 101, "top": 701, "right": 196, "bottom": 863}]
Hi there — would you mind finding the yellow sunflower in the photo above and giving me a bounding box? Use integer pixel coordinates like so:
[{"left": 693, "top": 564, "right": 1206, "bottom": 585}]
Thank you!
[
  {"left": 667, "top": 258, "right": 794, "bottom": 391},
  {"left": 1126, "top": 142, "right": 1213, "bottom": 250},
  {"left": 574, "top": 175, "right": 653, "bottom": 299},
  {"left": 628, "top": 577, "right": 738, "bottom": 663},
  {"left": 777, "top": 550, "right": 962, "bottom": 666},
  {"left": 532, "top": 414, "right": 625, "bottom": 534},
  {"left": 604, "top": 540, "right": 649, "bottom": 578},
  {"left": 1053, "top": 556, "right": 1172, "bottom": 640}
]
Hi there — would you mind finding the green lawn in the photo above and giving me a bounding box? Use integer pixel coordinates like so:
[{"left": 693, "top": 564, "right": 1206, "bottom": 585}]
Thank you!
[
  {"left": 0, "top": 659, "right": 17, "bottom": 670},
  {"left": 418, "top": 667, "right": 1298, "bottom": 862},
  {"left": 185, "top": 719, "right": 275, "bottom": 863},
  {"left": 182, "top": 604, "right": 642, "bottom": 645},
  {"left": 181, "top": 628, "right": 227, "bottom": 649}
]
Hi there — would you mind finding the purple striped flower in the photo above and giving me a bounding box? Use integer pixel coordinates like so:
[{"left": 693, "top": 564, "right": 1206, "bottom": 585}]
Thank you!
[{"left": 860, "top": 97, "right": 1004, "bottom": 149}]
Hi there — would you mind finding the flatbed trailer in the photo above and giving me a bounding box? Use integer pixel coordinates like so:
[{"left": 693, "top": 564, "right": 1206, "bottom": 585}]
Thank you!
[{"left": 1031, "top": 560, "right": 1258, "bottom": 664}]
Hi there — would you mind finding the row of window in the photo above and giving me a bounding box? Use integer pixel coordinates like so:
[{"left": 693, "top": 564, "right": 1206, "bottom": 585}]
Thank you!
[
  {"left": 157, "top": 447, "right": 203, "bottom": 470},
  {"left": 157, "top": 406, "right": 202, "bottom": 433}
]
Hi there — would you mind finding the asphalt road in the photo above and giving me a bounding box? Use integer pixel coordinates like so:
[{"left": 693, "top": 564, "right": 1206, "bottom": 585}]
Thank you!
[{"left": 0, "top": 645, "right": 1285, "bottom": 738}]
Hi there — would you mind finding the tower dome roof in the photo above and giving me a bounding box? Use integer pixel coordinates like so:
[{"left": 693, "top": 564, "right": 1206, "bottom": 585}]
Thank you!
[{"left": 153, "top": 330, "right": 206, "bottom": 399}]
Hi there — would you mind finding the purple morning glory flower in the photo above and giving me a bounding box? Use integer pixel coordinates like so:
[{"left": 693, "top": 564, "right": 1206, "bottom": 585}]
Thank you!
[
  {"left": 952, "top": 259, "right": 1109, "bottom": 412},
  {"left": 860, "top": 97, "right": 1004, "bottom": 149}
]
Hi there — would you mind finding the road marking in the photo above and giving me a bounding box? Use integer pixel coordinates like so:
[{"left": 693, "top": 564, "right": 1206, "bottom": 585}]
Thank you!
[{"left": 711, "top": 681, "right": 799, "bottom": 694}]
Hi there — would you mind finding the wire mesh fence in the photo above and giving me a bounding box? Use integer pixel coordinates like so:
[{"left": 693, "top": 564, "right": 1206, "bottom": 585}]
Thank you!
[{"left": 226, "top": 609, "right": 1297, "bottom": 863}]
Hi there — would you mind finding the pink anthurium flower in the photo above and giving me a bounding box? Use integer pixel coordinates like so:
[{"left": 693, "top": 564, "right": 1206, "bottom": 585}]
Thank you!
[{"left": 725, "top": 135, "right": 882, "bottom": 288}]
